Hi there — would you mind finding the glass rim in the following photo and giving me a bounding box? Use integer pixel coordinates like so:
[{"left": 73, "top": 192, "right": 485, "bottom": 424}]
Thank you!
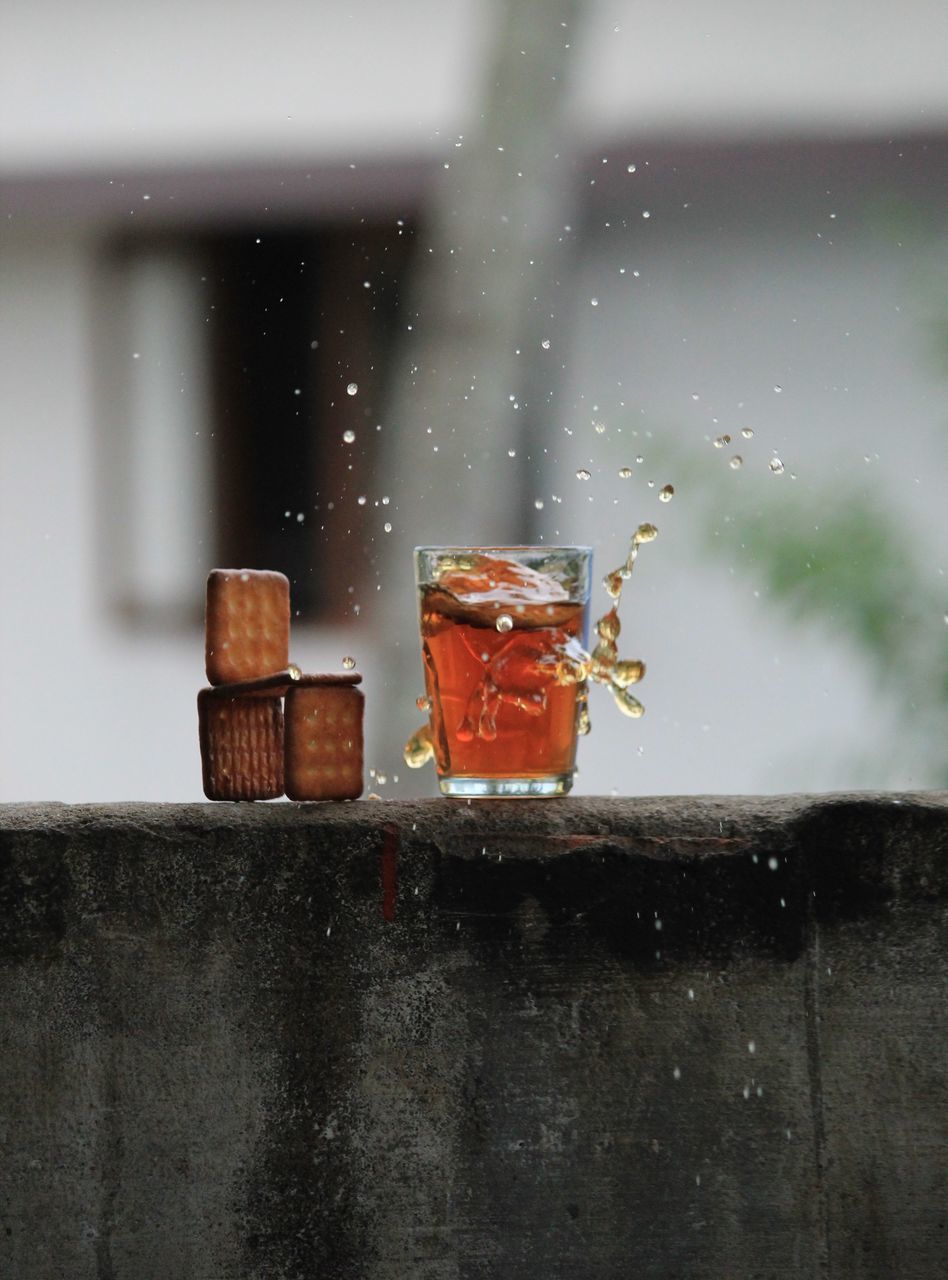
[{"left": 414, "top": 544, "right": 592, "bottom": 555}]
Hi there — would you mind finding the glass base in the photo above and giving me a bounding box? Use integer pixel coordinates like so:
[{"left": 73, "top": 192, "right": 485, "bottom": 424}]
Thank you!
[{"left": 439, "top": 774, "right": 573, "bottom": 798}]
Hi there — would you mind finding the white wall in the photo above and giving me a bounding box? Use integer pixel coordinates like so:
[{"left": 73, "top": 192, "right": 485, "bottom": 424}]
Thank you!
[{"left": 3, "top": 0, "right": 948, "bottom": 176}]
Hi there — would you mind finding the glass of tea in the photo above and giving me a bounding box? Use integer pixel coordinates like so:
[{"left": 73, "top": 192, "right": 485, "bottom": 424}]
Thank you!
[{"left": 414, "top": 546, "right": 592, "bottom": 796}]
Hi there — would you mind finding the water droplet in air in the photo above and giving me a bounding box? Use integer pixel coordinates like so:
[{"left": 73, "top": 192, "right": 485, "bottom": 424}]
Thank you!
[
  {"left": 576, "top": 469, "right": 591, "bottom": 480},
  {"left": 768, "top": 856, "right": 779, "bottom": 870},
  {"left": 496, "top": 613, "right": 514, "bottom": 633},
  {"left": 590, "top": 298, "right": 599, "bottom": 307},
  {"left": 342, "top": 429, "right": 356, "bottom": 443},
  {"left": 383, "top": 521, "right": 393, "bottom": 533},
  {"left": 507, "top": 448, "right": 516, "bottom": 458},
  {"left": 673, "top": 1066, "right": 681, "bottom": 1080},
  {"left": 627, "top": 163, "right": 637, "bottom": 173},
  {"left": 713, "top": 435, "right": 731, "bottom": 448},
  {"left": 642, "top": 210, "right": 651, "bottom": 219},
  {"left": 594, "top": 422, "right": 606, "bottom": 435},
  {"left": 659, "top": 484, "right": 674, "bottom": 502},
  {"left": 635, "top": 455, "right": 644, "bottom": 464},
  {"left": 741, "top": 427, "right": 754, "bottom": 439},
  {"left": 769, "top": 457, "right": 785, "bottom": 475},
  {"left": 341, "top": 655, "right": 356, "bottom": 670},
  {"left": 534, "top": 498, "right": 545, "bottom": 509},
  {"left": 357, "top": 495, "right": 367, "bottom": 505},
  {"left": 541, "top": 338, "right": 551, "bottom": 350},
  {"left": 346, "top": 382, "right": 358, "bottom": 396},
  {"left": 416, "top": 694, "right": 432, "bottom": 712},
  {"left": 748, "top": 1040, "right": 756, "bottom": 1054},
  {"left": 618, "top": 467, "right": 632, "bottom": 479},
  {"left": 773, "top": 384, "right": 782, "bottom": 394},
  {"left": 729, "top": 455, "right": 743, "bottom": 469}
]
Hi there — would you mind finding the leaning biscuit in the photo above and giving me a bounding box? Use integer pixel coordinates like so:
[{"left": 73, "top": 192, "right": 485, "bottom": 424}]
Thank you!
[
  {"left": 284, "top": 678, "right": 364, "bottom": 801},
  {"left": 198, "top": 688, "right": 284, "bottom": 800},
  {"left": 205, "top": 569, "right": 290, "bottom": 686}
]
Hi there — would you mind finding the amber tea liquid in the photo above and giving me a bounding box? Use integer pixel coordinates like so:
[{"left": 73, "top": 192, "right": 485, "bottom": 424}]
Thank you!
[{"left": 416, "top": 549, "right": 591, "bottom": 797}]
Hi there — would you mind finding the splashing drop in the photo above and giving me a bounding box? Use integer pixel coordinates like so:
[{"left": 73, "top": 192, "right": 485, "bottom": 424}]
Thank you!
[
  {"left": 729, "top": 455, "right": 743, "bottom": 469},
  {"left": 769, "top": 456, "right": 785, "bottom": 475},
  {"left": 618, "top": 467, "right": 632, "bottom": 479},
  {"left": 341, "top": 655, "right": 356, "bottom": 670},
  {"left": 495, "top": 613, "right": 514, "bottom": 633},
  {"left": 346, "top": 382, "right": 358, "bottom": 396},
  {"left": 659, "top": 484, "right": 674, "bottom": 503},
  {"left": 576, "top": 468, "right": 591, "bottom": 481},
  {"left": 741, "top": 427, "right": 754, "bottom": 439},
  {"left": 342, "top": 429, "right": 356, "bottom": 443}
]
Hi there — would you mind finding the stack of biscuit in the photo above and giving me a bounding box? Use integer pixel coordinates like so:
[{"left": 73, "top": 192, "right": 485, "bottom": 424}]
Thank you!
[{"left": 198, "top": 569, "right": 364, "bottom": 801}]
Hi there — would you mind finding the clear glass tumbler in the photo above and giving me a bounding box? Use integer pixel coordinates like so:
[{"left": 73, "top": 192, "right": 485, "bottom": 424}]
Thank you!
[{"left": 415, "top": 545, "right": 592, "bottom": 796}]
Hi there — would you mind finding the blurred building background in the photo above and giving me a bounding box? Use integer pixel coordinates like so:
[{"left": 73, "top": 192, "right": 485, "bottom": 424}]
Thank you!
[{"left": 1, "top": 0, "right": 946, "bottom": 801}]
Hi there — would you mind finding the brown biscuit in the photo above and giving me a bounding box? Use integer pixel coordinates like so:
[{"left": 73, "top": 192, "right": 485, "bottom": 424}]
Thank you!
[
  {"left": 284, "top": 684, "right": 364, "bottom": 801},
  {"left": 205, "top": 569, "right": 290, "bottom": 686},
  {"left": 198, "top": 689, "right": 284, "bottom": 800}
]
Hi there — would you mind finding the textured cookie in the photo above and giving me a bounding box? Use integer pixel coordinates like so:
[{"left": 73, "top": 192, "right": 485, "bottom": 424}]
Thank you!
[
  {"left": 284, "top": 683, "right": 364, "bottom": 801},
  {"left": 205, "top": 569, "right": 290, "bottom": 686},
  {"left": 198, "top": 689, "right": 284, "bottom": 800}
]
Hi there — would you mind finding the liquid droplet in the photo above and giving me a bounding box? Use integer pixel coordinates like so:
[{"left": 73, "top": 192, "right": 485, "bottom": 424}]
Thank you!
[
  {"left": 401, "top": 727, "right": 434, "bottom": 762},
  {"left": 773, "top": 384, "right": 782, "bottom": 394},
  {"left": 729, "top": 455, "right": 743, "bottom": 469},
  {"left": 357, "top": 494, "right": 367, "bottom": 505},
  {"left": 594, "top": 422, "right": 606, "bottom": 435},
  {"left": 642, "top": 210, "right": 651, "bottom": 219},
  {"left": 341, "top": 655, "right": 356, "bottom": 670},
  {"left": 346, "top": 382, "right": 358, "bottom": 396},
  {"left": 627, "top": 163, "right": 637, "bottom": 173},
  {"left": 713, "top": 435, "right": 732, "bottom": 448},
  {"left": 576, "top": 469, "right": 591, "bottom": 480},
  {"left": 659, "top": 484, "right": 674, "bottom": 502},
  {"left": 534, "top": 498, "right": 545, "bottom": 509},
  {"left": 769, "top": 456, "right": 785, "bottom": 475},
  {"left": 383, "top": 521, "right": 393, "bottom": 532},
  {"left": 496, "top": 613, "right": 514, "bottom": 633},
  {"left": 415, "top": 694, "right": 432, "bottom": 712},
  {"left": 618, "top": 467, "right": 632, "bottom": 479},
  {"left": 507, "top": 448, "right": 516, "bottom": 458},
  {"left": 741, "top": 427, "right": 754, "bottom": 439},
  {"left": 590, "top": 297, "right": 599, "bottom": 307},
  {"left": 342, "top": 429, "right": 356, "bottom": 443},
  {"left": 541, "top": 338, "right": 551, "bottom": 350}
]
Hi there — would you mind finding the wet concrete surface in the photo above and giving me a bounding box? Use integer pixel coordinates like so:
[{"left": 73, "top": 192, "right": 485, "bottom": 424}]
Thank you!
[{"left": 1, "top": 794, "right": 946, "bottom": 1278}]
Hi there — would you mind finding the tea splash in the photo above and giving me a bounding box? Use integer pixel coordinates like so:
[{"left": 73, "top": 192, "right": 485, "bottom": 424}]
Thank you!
[{"left": 404, "top": 525, "right": 657, "bottom": 771}]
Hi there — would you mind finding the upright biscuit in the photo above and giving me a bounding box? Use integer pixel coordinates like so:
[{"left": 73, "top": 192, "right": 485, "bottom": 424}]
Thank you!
[
  {"left": 198, "top": 689, "right": 284, "bottom": 800},
  {"left": 205, "top": 569, "right": 290, "bottom": 686},
  {"left": 284, "top": 683, "right": 364, "bottom": 801}
]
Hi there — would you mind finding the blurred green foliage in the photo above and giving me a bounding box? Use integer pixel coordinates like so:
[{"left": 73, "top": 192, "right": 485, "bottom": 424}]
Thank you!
[{"left": 718, "top": 485, "right": 948, "bottom": 786}]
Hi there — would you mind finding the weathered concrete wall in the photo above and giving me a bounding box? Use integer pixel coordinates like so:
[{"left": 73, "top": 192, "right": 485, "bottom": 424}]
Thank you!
[{"left": 1, "top": 794, "right": 946, "bottom": 1279}]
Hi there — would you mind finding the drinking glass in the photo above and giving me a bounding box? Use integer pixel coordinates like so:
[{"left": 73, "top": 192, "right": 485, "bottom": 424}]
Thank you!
[{"left": 415, "top": 545, "right": 592, "bottom": 796}]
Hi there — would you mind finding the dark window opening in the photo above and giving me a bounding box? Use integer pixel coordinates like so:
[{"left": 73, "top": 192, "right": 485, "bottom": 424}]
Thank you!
[{"left": 206, "top": 222, "right": 415, "bottom": 621}]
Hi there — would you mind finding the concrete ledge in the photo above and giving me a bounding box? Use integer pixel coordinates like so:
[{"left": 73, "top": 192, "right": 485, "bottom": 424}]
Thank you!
[{"left": 2, "top": 794, "right": 946, "bottom": 1279}]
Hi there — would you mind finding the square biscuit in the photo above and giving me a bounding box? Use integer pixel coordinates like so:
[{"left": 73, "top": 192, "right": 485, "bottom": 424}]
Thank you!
[
  {"left": 205, "top": 569, "right": 290, "bottom": 686},
  {"left": 284, "top": 685, "right": 364, "bottom": 801},
  {"left": 198, "top": 689, "right": 284, "bottom": 800}
]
